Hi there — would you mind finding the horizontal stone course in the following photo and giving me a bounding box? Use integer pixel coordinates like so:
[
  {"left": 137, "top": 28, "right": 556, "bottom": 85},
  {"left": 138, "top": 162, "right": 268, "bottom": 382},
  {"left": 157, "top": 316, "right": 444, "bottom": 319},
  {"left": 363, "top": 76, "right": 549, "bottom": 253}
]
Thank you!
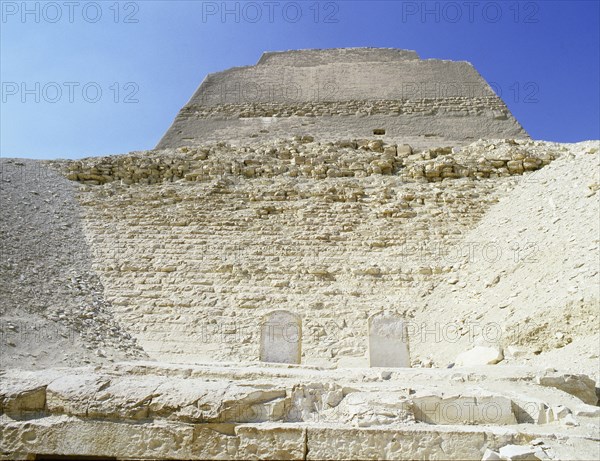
[
  {"left": 65, "top": 138, "right": 554, "bottom": 186},
  {"left": 179, "top": 97, "right": 508, "bottom": 119}
]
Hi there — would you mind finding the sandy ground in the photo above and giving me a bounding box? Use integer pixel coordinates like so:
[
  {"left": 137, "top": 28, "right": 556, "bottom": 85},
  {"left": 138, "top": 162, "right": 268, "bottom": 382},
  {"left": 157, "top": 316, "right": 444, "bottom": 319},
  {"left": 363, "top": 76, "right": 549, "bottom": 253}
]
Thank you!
[{"left": 410, "top": 141, "right": 600, "bottom": 380}]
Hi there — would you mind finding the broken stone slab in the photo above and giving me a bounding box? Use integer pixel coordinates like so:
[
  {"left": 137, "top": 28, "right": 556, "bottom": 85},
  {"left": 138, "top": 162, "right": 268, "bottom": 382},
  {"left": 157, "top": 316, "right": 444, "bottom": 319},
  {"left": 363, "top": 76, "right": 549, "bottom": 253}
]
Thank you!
[
  {"left": 498, "top": 444, "right": 540, "bottom": 461},
  {"left": 86, "top": 375, "right": 167, "bottom": 420},
  {"left": 510, "top": 398, "right": 555, "bottom": 425},
  {"left": 368, "top": 313, "right": 411, "bottom": 368},
  {"left": 455, "top": 346, "right": 504, "bottom": 367},
  {"left": 0, "top": 369, "right": 64, "bottom": 415},
  {"left": 259, "top": 310, "right": 302, "bottom": 364},
  {"left": 411, "top": 393, "right": 517, "bottom": 425},
  {"left": 506, "top": 346, "right": 528, "bottom": 358},
  {"left": 536, "top": 373, "right": 598, "bottom": 405},
  {"left": 46, "top": 373, "right": 110, "bottom": 417},
  {"left": 147, "top": 379, "right": 286, "bottom": 423},
  {"left": 573, "top": 403, "right": 600, "bottom": 417},
  {"left": 288, "top": 383, "right": 345, "bottom": 423},
  {"left": 326, "top": 391, "right": 414, "bottom": 427},
  {"left": 0, "top": 381, "right": 47, "bottom": 416},
  {"left": 561, "top": 413, "right": 579, "bottom": 427}
]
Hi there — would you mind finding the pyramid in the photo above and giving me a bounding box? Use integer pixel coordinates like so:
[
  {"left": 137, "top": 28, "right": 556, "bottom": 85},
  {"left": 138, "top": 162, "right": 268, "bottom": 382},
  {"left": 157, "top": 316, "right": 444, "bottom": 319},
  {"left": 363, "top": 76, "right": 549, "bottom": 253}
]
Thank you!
[{"left": 157, "top": 48, "right": 528, "bottom": 149}]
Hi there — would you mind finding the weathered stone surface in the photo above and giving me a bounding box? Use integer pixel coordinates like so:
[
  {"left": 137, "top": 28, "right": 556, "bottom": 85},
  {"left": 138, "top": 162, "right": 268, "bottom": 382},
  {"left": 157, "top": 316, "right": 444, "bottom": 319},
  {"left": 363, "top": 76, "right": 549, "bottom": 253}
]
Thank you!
[
  {"left": 305, "top": 426, "right": 521, "bottom": 460},
  {"left": 536, "top": 373, "right": 598, "bottom": 406},
  {"left": 498, "top": 444, "right": 539, "bottom": 460},
  {"left": 157, "top": 48, "right": 528, "bottom": 149},
  {"left": 455, "top": 346, "right": 504, "bottom": 367},
  {"left": 0, "top": 370, "right": 62, "bottom": 415},
  {"left": 2, "top": 45, "right": 599, "bottom": 461},
  {"left": 412, "top": 393, "right": 517, "bottom": 425},
  {"left": 330, "top": 391, "right": 414, "bottom": 427},
  {"left": 1, "top": 363, "right": 599, "bottom": 460},
  {"left": 260, "top": 310, "right": 302, "bottom": 364},
  {"left": 368, "top": 313, "right": 411, "bottom": 368},
  {"left": 46, "top": 373, "right": 109, "bottom": 417},
  {"left": 50, "top": 139, "right": 579, "bottom": 368}
]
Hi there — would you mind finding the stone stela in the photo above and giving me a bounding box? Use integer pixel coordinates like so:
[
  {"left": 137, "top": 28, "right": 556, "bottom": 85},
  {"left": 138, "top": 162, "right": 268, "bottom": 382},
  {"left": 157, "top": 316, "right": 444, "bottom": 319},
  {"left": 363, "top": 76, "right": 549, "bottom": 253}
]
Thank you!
[
  {"left": 259, "top": 310, "right": 302, "bottom": 364},
  {"left": 368, "top": 313, "right": 411, "bottom": 367}
]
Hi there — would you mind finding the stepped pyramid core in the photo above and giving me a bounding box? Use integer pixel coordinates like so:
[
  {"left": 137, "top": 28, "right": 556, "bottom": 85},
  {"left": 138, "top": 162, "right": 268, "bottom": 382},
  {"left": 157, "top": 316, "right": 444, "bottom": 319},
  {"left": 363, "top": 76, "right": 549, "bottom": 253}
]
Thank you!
[{"left": 157, "top": 47, "right": 529, "bottom": 149}]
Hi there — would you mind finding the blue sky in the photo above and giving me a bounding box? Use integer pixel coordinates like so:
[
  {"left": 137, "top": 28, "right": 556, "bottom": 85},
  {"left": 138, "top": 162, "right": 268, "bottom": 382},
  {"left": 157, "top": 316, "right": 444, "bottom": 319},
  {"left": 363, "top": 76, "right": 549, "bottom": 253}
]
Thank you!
[{"left": 1, "top": 0, "right": 599, "bottom": 159}]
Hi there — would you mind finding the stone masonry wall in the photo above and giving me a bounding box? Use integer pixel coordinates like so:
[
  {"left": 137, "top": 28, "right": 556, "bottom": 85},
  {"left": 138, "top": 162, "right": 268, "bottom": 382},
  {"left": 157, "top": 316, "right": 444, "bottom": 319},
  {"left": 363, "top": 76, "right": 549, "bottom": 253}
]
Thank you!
[
  {"left": 157, "top": 48, "right": 529, "bottom": 149},
  {"left": 179, "top": 97, "right": 508, "bottom": 119},
  {"left": 63, "top": 139, "right": 562, "bottom": 366}
]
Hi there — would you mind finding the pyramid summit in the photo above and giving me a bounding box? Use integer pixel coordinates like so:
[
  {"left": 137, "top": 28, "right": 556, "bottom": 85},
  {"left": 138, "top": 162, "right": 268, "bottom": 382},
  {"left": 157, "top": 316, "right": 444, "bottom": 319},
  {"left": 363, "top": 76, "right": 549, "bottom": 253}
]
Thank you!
[{"left": 158, "top": 47, "right": 528, "bottom": 149}]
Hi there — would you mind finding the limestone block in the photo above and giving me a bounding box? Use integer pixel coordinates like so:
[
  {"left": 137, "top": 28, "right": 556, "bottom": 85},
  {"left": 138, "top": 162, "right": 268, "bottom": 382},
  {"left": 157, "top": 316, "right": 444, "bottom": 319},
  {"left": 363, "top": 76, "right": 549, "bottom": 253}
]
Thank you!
[
  {"left": 287, "top": 383, "right": 345, "bottom": 423},
  {"left": 536, "top": 374, "right": 598, "bottom": 406},
  {"left": 510, "top": 398, "right": 554, "bottom": 424},
  {"left": 481, "top": 448, "right": 502, "bottom": 460},
  {"left": 330, "top": 391, "right": 414, "bottom": 427},
  {"left": 235, "top": 425, "right": 306, "bottom": 460},
  {"left": 498, "top": 444, "right": 539, "bottom": 461},
  {"left": 46, "top": 374, "right": 109, "bottom": 417},
  {"left": 0, "top": 417, "right": 305, "bottom": 461},
  {"left": 86, "top": 376, "right": 167, "bottom": 420},
  {"left": 0, "top": 370, "right": 62, "bottom": 416},
  {"left": 306, "top": 426, "right": 517, "bottom": 460},
  {"left": 455, "top": 346, "right": 504, "bottom": 367},
  {"left": 506, "top": 160, "right": 524, "bottom": 174},
  {"left": 412, "top": 394, "right": 516, "bottom": 425},
  {"left": 0, "top": 384, "right": 46, "bottom": 416}
]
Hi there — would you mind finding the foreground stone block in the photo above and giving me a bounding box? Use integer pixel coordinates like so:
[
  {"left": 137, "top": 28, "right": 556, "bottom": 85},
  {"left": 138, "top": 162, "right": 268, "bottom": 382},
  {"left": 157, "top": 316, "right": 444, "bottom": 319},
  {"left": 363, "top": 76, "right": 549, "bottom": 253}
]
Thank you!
[
  {"left": 2, "top": 364, "right": 599, "bottom": 460},
  {"left": 498, "top": 444, "right": 539, "bottom": 460},
  {"left": 305, "top": 425, "right": 520, "bottom": 460},
  {"left": 412, "top": 394, "right": 517, "bottom": 425},
  {"left": 455, "top": 346, "right": 504, "bottom": 367},
  {"left": 536, "top": 373, "right": 599, "bottom": 405},
  {"left": 260, "top": 310, "right": 302, "bottom": 364},
  {"left": 0, "top": 417, "right": 305, "bottom": 461},
  {"left": 368, "top": 313, "right": 411, "bottom": 367}
]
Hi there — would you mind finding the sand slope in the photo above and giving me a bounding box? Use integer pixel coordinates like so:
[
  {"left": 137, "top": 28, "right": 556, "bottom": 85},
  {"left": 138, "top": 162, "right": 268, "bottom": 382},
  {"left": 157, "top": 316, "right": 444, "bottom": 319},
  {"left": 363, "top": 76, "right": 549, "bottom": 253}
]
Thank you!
[{"left": 411, "top": 141, "right": 599, "bottom": 378}]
